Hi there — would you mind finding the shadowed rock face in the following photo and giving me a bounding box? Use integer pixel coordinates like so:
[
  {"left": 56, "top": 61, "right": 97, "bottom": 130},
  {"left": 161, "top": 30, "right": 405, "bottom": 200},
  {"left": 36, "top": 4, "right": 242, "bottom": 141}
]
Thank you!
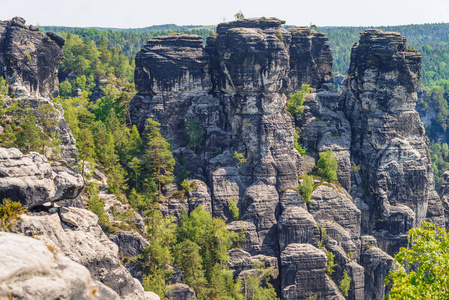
[
  {"left": 0, "top": 17, "right": 64, "bottom": 98},
  {"left": 135, "top": 34, "right": 211, "bottom": 95},
  {"left": 288, "top": 27, "right": 333, "bottom": 91}
]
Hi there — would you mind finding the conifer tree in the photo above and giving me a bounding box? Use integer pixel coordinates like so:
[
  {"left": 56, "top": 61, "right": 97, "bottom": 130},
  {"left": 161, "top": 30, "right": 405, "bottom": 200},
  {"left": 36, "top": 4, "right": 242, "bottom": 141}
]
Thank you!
[{"left": 144, "top": 118, "right": 175, "bottom": 194}]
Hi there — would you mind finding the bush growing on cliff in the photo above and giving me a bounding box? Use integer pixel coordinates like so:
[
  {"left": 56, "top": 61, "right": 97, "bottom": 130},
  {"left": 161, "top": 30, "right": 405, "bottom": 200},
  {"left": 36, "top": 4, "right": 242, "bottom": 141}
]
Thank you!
[
  {"left": 234, "top": 11, "right": 245, "bottom": 20},
  {"left": 316, "top": 150, "right": 338, "bottom": 181},
  {"left": 233, "top": 151, "right": 247, "bottom": 165},
  {"left": 325, "top": 251, "right": 336, "bottom": 276},
  {"left": 339, "top": 270, "right": 351, "bottom": 297},
  {"left": 286, "top": 84, "right": 313, "bottom": 119},
  {"left": 386, "top": 222, "right": 449, "bottom": 299},
  {"left": 228, "top": 198, "right": 239, "bottom": 220},
  {"left": 299, "top": 175, "right": 314, "bottom": 206},
  {"left": 0, "top": 198, "right": 27, "bottom": 231}
]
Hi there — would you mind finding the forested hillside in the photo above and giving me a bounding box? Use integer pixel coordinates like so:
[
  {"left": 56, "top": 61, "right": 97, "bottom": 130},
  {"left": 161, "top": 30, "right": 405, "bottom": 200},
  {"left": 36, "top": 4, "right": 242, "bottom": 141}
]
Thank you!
[
  {"left": 41, "top": 25, "right": 213, "bottom": 57},
  {"left": 317, "top": 24, "right": 449, "bottom": 88}
]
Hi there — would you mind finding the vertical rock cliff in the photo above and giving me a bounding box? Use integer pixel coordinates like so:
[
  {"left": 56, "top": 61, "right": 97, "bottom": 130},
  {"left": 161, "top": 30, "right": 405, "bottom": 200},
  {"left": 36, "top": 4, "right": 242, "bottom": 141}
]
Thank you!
[
  {"left": 342, "top": 29, "right": 445, "bottom": 253},
  {"left": 129, "top": 20, "right": 444, "bottom": 300},
  {"left": 0, "top": 17, "right": 77, "bottom": 161}
]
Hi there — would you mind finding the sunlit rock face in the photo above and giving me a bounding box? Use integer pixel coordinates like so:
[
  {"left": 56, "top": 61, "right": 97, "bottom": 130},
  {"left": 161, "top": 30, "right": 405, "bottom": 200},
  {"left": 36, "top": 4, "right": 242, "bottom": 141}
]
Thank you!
[
  {"left": 343, "top": 29, "right": 445, "bottom": 253},
  {"left": 130, "top": 21, "right": 444, "bottom": 299}
]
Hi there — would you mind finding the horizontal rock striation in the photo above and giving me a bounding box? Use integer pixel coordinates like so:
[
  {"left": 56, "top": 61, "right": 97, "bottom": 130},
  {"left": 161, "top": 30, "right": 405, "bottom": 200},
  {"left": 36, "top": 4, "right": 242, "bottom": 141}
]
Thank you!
[
  {"left": 0, "top": 232, "right": 121, "bottom": 300},
  {"left": 130, "top": 20, "right": 443, "bottom": 300},
  {"left": 342, "top": 29, "right": 445, "bottom": 253},
  {"left": 11, "top": 206, "right": 153, "bottom": 300},
  {"left": 0, "top": 147, "right": 83, "bottom": 207}
]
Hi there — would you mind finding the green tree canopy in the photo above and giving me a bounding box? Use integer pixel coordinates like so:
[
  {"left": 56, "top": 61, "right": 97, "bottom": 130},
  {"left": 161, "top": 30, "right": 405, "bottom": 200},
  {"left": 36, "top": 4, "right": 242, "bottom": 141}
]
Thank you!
[
  {"left": 386, "top": 222, "right": 449, "bottom": 299},
  {"left": 317, "top": 150, "right": 338, "bottom": 181}
]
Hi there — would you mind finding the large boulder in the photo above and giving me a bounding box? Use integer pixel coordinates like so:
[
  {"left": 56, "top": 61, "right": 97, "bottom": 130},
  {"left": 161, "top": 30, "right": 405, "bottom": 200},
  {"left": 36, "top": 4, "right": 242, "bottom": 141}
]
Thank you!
[
  {"left": 12, "top": 206, "right": 152, "bottom": 300},
  {"left": 0, "top": 147, "right": 83, "bottom": 207},
  {"left": 0, "top": 232, "right": 120, "bottom": 300}
]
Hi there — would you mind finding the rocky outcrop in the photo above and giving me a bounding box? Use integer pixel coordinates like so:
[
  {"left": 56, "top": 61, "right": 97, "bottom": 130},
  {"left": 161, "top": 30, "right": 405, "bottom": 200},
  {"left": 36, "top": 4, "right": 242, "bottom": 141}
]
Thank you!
[
  {"left": 0, "top": 232, "right": 120, "bottom": 300},
  {"left": 0, "top": 147, "right": 83, "bottom": 207},
  {"left": 281, "top": 243, "right": 344, "bottom": 300},
  {"left": 167, "top": 284, "right": 196, "bottom": 300},
  {"left": 0, "top": 17, "right": 64, "bottom": 98},
  {"left": 130, "top": 19, "right": 445, "bottom": 300},
  {"left": 288, "top": 27, "right": 333, "bottom": 91},
  {"left": 0, "top": 17, "right": 77, "bottom": 161},
  {"left": 360, "top": 242, "right": 393, "bottom": 300},
  {"left": 11, "top": 206, "right": 152, "bottom": 300},
  {"left": 343, "top": 29, "right": 445, "bottom": 254}
]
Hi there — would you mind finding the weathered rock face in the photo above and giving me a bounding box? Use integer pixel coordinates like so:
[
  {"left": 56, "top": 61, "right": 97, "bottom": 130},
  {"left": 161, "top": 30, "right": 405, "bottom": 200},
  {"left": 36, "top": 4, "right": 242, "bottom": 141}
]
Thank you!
[
  {"left": 0, "top": 147, "right": 83, "bottom": 207},
  {"left": 130, "top": 21, "right": 444, "bottom": 300},
  {"left": 343, "top": 29, "right": 445, "bottom": 253},
  {"left": 0, "top": 17, "right": 64, "bottom": 98},
  {"left": 281, "top": 243, "right": 344, "bottom": 300},
  {"left": 11, "top": 206, "right": 152, "bottom": 300},
  {"left": 0, "top": 232, "right": 121, "bottom": 300},
  {"left": 0, "top": 17, "right": 77, "bottom": 161},
  {"left": 288, "top": 27, "right": 333, "bottom": 91}
]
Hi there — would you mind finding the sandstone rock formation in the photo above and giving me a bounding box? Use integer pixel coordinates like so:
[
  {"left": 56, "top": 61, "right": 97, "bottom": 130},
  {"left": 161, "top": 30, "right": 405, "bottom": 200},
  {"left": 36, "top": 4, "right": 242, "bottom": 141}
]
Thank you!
[
  {"left": 0, "top": 17, "right": 77, "bottom": 161},
  {"left": 129, "top": 21, "right": 445, "bottom": 299},
  {"left": 0, "top": 232, "right": 121, "bottom": 300},
  {"left": 281, "top": 243, "right": 344, "bottom": 300},
  {"left": 0, "top": 17, "right": 64, "bottom": 98},
  {"left": 342, "top": 29, "right": 445, "bottom": 253},
  {"left": 0, "top": 147, "right": 83, "bottom": 207},
  {"left": 11, "top": 206, "right": 153, "bottom": 300}
]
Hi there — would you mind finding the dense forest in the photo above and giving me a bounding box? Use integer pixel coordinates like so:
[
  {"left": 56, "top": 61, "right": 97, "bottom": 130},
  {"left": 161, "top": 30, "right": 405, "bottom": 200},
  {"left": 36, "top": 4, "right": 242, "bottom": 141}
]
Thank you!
[{"left": 40, "top": 25, "right": 213, "bottom": 57}]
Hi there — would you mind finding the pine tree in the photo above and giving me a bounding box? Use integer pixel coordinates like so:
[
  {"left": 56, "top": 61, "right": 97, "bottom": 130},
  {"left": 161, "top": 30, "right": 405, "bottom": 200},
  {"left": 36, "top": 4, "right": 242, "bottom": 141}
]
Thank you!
[{"left": 144, "top": 118, "right": 175, "bottom": 194}]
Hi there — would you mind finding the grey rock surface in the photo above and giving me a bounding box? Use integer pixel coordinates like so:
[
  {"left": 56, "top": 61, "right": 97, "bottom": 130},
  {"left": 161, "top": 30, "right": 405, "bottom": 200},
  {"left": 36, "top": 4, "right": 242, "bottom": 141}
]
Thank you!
[
  {"left": 129, "top": 21, "right": 444, "bottom": 300},
  {"left": 12, "top": 206, "right": 152, "bottom": 300},
  {"left": 167, "top": 284, "right": 197, "bottom": 300},
  {"left": 0, "top": 232, "right": 120, "bottom": 300},
  {"left": 0, "top": 17, "right": 63, "bottom": 98},
  {"left": 281, "top": 243, "right": 344, "bottom": 300},
  {"left": 342, "top": 29, "right": 445, "bottom": 255},
  {"left": 0, "top": 147, "right": 83, "bottom": 207}
]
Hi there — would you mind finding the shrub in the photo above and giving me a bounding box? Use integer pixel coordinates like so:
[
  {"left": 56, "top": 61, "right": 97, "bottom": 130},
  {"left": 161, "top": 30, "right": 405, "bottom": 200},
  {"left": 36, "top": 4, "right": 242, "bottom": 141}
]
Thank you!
[
  {"left": 286, "top": 84, "right": 313, "bottom": 117},
  {"left": 180, "top": 179, "right": 193, "bottom": 193},
  {"left": 326, "top": 251, "right": 336, "bottom": 276},
  {"left": 299, "top": 175, "right": 314, "bottom": 205},
  {"left": 0, "top": 198, "right": 27, "bottom": 231},
  {"left": 233, "top": 151, "right": 247, "bottom": 165},
  {"left": 317, "top": 150, "right": 338, "bottom": 181},
  {"left": 339, "top": 270, "right": 351, "bottom": 297},
  {"left": 228, "top": 198, "right": 239, "bottom": 220}
]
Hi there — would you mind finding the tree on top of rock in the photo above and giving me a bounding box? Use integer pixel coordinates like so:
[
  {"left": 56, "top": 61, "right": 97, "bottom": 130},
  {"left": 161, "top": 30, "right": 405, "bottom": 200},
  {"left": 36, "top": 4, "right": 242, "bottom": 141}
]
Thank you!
[
  {"left": 234, "top": 11, "right": 244, "bottom": 20},
  {"left": 144, "top": 117, "right": 175, "bottom": 195}
]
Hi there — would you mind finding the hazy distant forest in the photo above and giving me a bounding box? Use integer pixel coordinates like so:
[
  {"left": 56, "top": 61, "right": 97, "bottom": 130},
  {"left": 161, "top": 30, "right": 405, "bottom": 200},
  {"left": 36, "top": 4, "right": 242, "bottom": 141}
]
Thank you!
[{"left": 39, "top": 22, "right": 449, "bottom": 189}]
